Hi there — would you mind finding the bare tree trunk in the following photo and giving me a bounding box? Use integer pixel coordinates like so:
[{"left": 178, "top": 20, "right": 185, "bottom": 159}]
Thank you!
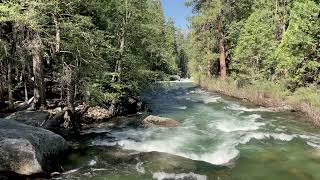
[
  {"left": 7, "top": 59, "right": 13, "bottom": 111},
  {"left": 0, "top": 62, "right": 5, "bottom": 105},
  {"left": 22, "top": 56, "right": 29, "bottom": 102},
  {"left": 31, "top": 32, "right": 46, "bottom": 109},
  {"left": 53, "top": 13, "right": 60, "bottom": 53},
  {"left": 217, "top": 12, "right": 227, "bottom": 80}
]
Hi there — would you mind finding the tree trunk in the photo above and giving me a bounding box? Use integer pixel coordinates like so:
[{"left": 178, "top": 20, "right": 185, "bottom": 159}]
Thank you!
[
  {"left": 207, "top": 40, "right": 213, "bottom": 78},
  {"left": 217, "top": 12, "right": 227, "bottom": 80},
  {"left": 31, "top": 32, "right": 46, "bottom": 109},
  {"left": 65, "top": 65, "right": 78, "bottom": 135},
  {"left": 7, "top": 59, "right": 13, "bottom": 111},
  {"left": 53, "top": 13, "right": 60, "bottom": 53},
  {"left": 8, "top": 24, "right": 18, "bottom": 111},
  {"left": 0, "top": 62, "right": 5, "bottom": 105}
]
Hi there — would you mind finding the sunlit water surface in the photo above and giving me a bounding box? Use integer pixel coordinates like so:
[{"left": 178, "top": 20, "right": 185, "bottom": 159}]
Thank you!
[{"left": 59, "top": 80, "right": 320, "bottom": 180}]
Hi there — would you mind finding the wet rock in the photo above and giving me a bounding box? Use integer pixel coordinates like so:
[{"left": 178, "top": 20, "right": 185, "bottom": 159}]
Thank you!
[
  {"left": 0, "top": 119, "right": 69, "bottom": 176},
  {"left": 5, "top": 110, "right": 49, "bottom": 127},
  {"left": 169, "top": 75, "right": 181, "bottom": 81},
  {"left": 142, "top": 115, "right": 180, "bottom": 127}
]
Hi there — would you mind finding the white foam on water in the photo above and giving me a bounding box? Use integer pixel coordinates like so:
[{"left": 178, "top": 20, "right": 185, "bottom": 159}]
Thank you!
[
  {"left": 240, "top": 132, "right": 297, "bottom": 144},
  {"left": 136, "top": 162, "right": 145, "bottom": 174},
  {"left": 88, "top": 160, "right": 97, "bottom": 166},
  {"left": 216, "top": 114, "right": 265, "bottom": 132},
  {"left": 153, "top": 172, "right": 207, "bottom": 180},
  {"left": 307, "top": 142, "right": 320, "bottom": 149},
  {"left": 202, "top": 97, "right": 221, "bottom": 104},
  {"left": 91, "top": 141, "right": 118, "bottom": 146},
  {"left": 195, "top": 143, "right": 239, "bottom": 165},
  {"left": 227, "top": 104, "right": 274, "bottom": 112},
  {"left": 298, "top": 134, "right": 320, "bottom": 149},
  {"left": 113, "top": 137, "right": 239, "bottom": 165},
  {"left": 176, "top": 106, "right": 187, "bottom": 110},
  {"left": 180, "top": 78, "right": 194, "bottom": 83}
]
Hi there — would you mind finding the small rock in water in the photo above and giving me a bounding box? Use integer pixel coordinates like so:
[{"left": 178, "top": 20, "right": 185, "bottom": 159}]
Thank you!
[{"left": 142, "top": 115, "right": 180, "bottom": 127}]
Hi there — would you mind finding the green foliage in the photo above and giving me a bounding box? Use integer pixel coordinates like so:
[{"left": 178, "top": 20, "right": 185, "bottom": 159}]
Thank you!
[
  {"left": 0, "top": 0, "right": 182, "bottom": 107},
  {"left": 276, "top": 0, "right": 320, "bottom": 90},
  {"left": 233, "top": 8, "right": 277, "bottom": 79},
  {"left": 187, "top": 0, "right": 320, "bottom": 94}
]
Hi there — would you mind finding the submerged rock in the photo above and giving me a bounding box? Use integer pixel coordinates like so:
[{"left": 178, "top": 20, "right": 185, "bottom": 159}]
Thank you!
[
  {"left": 142, "top": 115, "right": 180, "bottom": 127},
  {"left": 0, "top": 119, "right": 69, "bottom": 176}
]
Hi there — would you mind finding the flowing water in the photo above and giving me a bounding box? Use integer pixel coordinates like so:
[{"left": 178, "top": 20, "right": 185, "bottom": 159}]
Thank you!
[{"left": 59, "top": 80, "right": 320, "bottom": 180}]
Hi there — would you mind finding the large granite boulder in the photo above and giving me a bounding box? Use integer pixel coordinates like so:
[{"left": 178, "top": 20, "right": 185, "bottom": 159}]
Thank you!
[
  {"left": 5, "top": 111, "right": 50, "bottom": 127},
  {"left": 142, "top": 115, "right": 180, "bottom": 127},
  {"left": 0, "top": 119, "right": 69, "bottom": 176}
]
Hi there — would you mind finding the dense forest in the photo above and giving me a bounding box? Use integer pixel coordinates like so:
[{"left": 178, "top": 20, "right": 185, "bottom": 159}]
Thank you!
[
  {"left": 186, "top": 0, "right": 320, "bottom": 125},
  {"left": 0, "top": 0, "right": 188, "bottom": 116},
  {"left": 0, "top": 0, "right": 319, "bottom": 123}
]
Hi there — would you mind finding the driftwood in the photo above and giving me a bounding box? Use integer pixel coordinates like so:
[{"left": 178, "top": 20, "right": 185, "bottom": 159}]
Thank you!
[{"left": 15, "top": 96, "right": 34, "bottom": 111}]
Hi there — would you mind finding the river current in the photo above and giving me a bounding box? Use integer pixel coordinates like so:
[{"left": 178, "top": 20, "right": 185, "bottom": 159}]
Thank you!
[{"left": 59, "top": 80, "right": 320, "bottom": 180}]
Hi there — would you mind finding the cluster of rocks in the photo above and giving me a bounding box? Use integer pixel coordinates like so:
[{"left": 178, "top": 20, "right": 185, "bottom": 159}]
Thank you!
[{"left": 0, "top": 99, "right": 180, "bottom": 178}]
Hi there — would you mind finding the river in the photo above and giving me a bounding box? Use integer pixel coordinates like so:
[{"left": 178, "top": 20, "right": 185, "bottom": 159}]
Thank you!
[{"left": 59, "top": 80, "right": 320, "bottom": 180}]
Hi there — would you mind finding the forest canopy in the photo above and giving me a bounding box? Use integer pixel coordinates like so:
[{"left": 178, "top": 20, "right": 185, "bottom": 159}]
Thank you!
[{"left": 0, "top": 0, "right": 187, "bottom": 112}]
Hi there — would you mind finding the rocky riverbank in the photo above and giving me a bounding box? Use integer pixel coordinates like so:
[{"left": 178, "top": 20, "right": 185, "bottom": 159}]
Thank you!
[{"left": 0, "top": 98, "right": 178, "bottom": 179}]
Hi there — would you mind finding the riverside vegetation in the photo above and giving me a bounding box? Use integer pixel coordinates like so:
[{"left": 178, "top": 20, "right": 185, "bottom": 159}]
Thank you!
[{"left": 186, "top": 0, "right": 320, "bottom": 126}]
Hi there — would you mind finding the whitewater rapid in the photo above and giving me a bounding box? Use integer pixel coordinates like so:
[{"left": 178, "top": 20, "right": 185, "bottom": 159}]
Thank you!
[{"left": 87, "top": 81, "right": 320, "bottom": 166}]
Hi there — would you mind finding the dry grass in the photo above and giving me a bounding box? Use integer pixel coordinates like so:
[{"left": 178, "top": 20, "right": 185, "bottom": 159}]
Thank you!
[{"left": 195, "top": 75, "right": 320, "bottom": 127}]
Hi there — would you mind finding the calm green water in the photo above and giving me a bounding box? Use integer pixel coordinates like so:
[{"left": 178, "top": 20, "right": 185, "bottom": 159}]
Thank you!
[{"left": 59, "top": 81, "right": 320, "bottom": 180}]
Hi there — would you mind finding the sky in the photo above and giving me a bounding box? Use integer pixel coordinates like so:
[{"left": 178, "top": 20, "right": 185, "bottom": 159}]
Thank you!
[{"left": 161, "top": 0, "right": 193, "bottom": 30}]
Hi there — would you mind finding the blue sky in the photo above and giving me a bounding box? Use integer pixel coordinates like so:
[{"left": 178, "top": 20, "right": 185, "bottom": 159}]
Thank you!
[{"left": 161, "top": 0, "right": 193, "bottom": 29}]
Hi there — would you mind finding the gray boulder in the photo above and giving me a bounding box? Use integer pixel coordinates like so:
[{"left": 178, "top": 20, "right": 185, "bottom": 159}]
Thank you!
[
  {"left": 0, "top": 119, "right": 69, "bottom": 176},
  {"left": 5, "top": 111, "right": 49, "bottom": 127},
  {"left": 142, "top": 115, "right": 180, "bottom": 127},
  {"left": 169, "top": 75, "right": 181, "bottom": 81}
]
